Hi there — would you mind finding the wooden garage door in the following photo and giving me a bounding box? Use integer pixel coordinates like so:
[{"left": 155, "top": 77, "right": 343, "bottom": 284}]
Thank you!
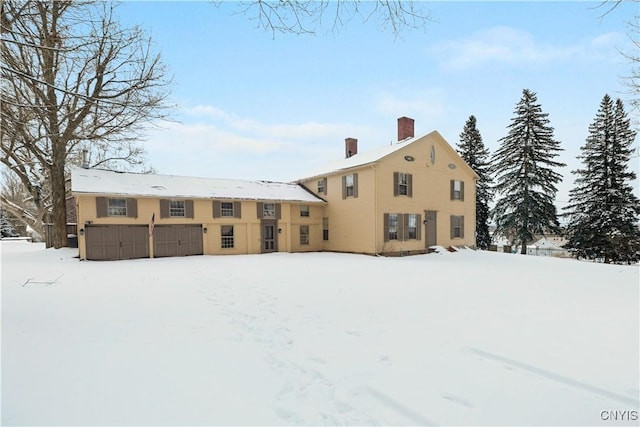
[
  {"left": 153, "top": 224, "right": 203, "bottom": 257},
  {"left": 85, "top": 225, "right": 149, "bottom": 261}
]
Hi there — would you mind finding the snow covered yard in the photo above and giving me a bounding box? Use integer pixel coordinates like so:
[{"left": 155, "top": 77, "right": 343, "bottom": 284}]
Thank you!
[{"left": 1, "top": 241, "right": 638, "bottom": 426}]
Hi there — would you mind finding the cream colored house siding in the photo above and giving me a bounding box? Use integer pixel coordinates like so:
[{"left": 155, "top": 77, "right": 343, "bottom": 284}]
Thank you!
[
  {"left": 76, "top": 194, "right": 157, "bottom": 259},
  {"left": 303, "top": 166, "right": 377, "bottom": 254},
  {"left": 76, "top": 195, "right": 323, "bottom": 259},
  {"left": 374, "top": 133, "right": 477, "bottom": 253},
  {"left": 299, "top": 131, "right": 478, "bottom": 255},
  {"left": 288, "top": 204, "right": 323, "bottom": 252}
]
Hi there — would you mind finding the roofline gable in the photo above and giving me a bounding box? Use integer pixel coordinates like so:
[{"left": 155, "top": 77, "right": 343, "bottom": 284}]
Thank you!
[{"left": 296, "top": 130, "right": 479, "bottom": 182}]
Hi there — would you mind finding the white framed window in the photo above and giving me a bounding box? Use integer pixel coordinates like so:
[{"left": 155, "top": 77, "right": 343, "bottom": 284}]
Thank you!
[
  {"left": 300, "top": 225, "right": 309, "bottom": 245},
  {"left": 108, "top": 198, "right": 127, "bottom": 216},
  {"left": 322, "top": 217, "right": 329, "bottom": 241},
  {"left": 170, "top": 200, "right": 186, "bottom": 217},
  {"left": 345, "top": 174, "right": 355, "bottom": 197},
  {"left": 451, "top": 180, "right": 464, "bottom": 201},
  {"left": 300, "top": 205, "right": 309, "bottom": 217},
  {"left": 342, "top": 173, "right": 358, "bottom": 199},
  {"left": 221, "top": 225, "right": 234, "bottom": 248},
  {"left": 317, "top": 179, "right": 326, "bottom": 194},
  {"left": 388, "top": 213, "right": 399, "bottom": 240},
  {"left": 451, "top": 215, "right": 464, "bottom": 239},
  {"left": 398, "top": 173, "right": 409, "bottom": 195},
  {"left": 221, "top": 202, "right": 234, "bottom": 217},
  {"left": 407, "top": 214, "right": 418, "bottom": 239},
  {"left": 263, "top": 203, "right": 275, "bottom": 218}
]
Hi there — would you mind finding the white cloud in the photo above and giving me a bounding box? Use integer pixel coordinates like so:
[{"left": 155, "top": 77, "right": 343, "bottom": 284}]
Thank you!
[
  {"left": 430, "top": 26, "right": 625, "bottom": 70},
  {"left": 139, "top": 107, "right": 376, "bottom": 181},
  {"left": 182, "top": 104, "right": 367, "bottom": 141},
  {"left": 145, "top": 121, "right": 291, "bottom": 156}
]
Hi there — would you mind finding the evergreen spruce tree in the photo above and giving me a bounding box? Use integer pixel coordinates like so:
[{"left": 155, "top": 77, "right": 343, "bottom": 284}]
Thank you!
[
  {"left": 457, "top": 115, "right": 493, "bottom": 250},
  {"left": 564, "top": 95, "right": 640, "bottom": 264},
  {"left": 492, "top": 89, "right": 565, "bottom": 254},
  {"left": 0, "top": 210, "right": 19, "bottom": 238}
]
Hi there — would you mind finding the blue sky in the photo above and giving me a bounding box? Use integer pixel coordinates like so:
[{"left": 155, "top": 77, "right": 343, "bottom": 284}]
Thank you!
[{"left": 116, "top": 1, "right": 637, "bottom": 209}]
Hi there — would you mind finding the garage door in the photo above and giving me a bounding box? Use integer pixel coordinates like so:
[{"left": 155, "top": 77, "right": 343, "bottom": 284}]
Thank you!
[
  {"left": 153, "top": 224, "right": 203, "bottom": 257},
  {"left": 85, "top": 225, "right": 150, "bottom": 261}
]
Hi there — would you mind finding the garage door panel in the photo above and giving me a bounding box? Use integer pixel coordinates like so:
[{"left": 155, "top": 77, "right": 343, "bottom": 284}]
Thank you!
[
  {"left": 154, "top": 225, "right": 178, "bottom": 257},
  {"left": 86, "top": 225, "right": 118, "bottom": 260},
  {"left": 179, "top": 225, "right": 203, "bottom": 256},
  {"left": 120, "top": 226, "right": 150, "bottom": 260},
  {"left": 85, "top": 225, "right": 149, "bottom": 261},
  {"left": 154, "top": 224, "right": 202, "bottom": 257}
]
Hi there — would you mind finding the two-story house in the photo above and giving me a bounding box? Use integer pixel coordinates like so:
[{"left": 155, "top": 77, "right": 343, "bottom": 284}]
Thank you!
[
  {"left": 71, "top": 170, "right": 326, "bottom": 260},
  {"left": 297, "top": 117, "right": 478, "bottom": 255},
  {"left": 71, "top": 116, "right": 477, "bottom": 260}
]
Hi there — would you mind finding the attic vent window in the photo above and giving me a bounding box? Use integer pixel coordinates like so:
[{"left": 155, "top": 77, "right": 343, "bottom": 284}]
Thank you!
[
  {"left": 404, "top": 155, "right": 415, "bottom": 162},
  {"left": 448, "top": 163, "right": 457, "bottom": 169}
]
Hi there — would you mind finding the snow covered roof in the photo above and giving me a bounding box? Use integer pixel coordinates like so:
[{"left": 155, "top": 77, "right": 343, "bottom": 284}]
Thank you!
[
  {"left": 297, "top": 133, "right": 424, "bottom": 181},
  {"left": 296, "top": 130, "right": 478, "bottom": 181},
  {"left": 528, "top": 237, "right": 567, "bottom": 250},
  {"left": 71, "top": 168, "right": 325, "bottom": 203}
]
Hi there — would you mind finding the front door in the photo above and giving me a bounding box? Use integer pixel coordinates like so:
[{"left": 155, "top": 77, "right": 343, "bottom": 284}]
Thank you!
[
  {"left": 261, "top": 220, "right": 278, "bottom": 253},
  {"left": 425, "top": 210, "right": 437, "bottom": 249}
]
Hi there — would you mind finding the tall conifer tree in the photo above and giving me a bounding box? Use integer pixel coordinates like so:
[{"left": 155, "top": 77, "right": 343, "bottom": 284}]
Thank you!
[
  {"left": 457, "top": 115, "right": 493, "bottom": 249},
  {"left": 564, "top": 95, "right": 640, "bottom": 264},
  {"left": 492, "top": 89, "right": 565, "bottom": 254}
]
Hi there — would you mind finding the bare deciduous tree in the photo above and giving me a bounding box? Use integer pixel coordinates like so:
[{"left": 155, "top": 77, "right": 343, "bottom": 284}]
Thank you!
[
  {"left": 1, "top": 0, "right": 172, "bottom": 248},
  {"left": 621, "top": 14, "right": 639, "bottom": 114},
  {"left": 228, "top": 0, "right": 432, "bottom": 36},
  {"left": 595, "top": 0, "right": 639, "bottom": 113},
  {"left": 0, "top": 168, "right": 43, "bottom": 239}
]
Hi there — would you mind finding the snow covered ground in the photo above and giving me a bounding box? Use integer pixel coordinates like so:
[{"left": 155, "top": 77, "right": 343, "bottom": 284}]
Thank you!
[{"left": 2, "top": 241, "right": 638, "bottom": 426}]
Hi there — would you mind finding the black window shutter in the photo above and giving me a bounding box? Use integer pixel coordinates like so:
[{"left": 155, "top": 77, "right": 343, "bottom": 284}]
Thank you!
[
  {"left": 160, "top": 199, "right": 170, "bottom": 218},
  {"left": 234, "top": 202, "right": 241, "bottom": 218},
  {"left": 185, "top": 200, "right": 194, "bottom": 218},
  {"left": 353, "top": 173, "right": 358, "bottom": 198},
  {"left": 256, "top": 202, "right": 263, "bottom": 219},
  {"left": 126, "top": 198, "right": 138, "bottom": 218},
  {"left": 416, "top": 214, "right": 422, "bottom": 240},
  {"left": 460, "top": 216, "right": 465, "bottom": 238},
  {"left": 460, "top": 181, "right": 465, "bottom": 201},
  {"left": 341, "top": 176, "right": 346, "bottom": 199},
  {"left": 400, "top": 213, "right": 408, "bottom": 241},
  {"left": 383, "top": 213, "right": 390, "bottom": 242},
  {"left": 450, "top": 215, "right": 455, "bottom": 239},
  {"left": 96, "top": 197, "right": 107, "bottom": 218},
  {"left": 323, "top": 178, "right": 328, "bottom": 195},
  {"left": 402, "top": 214, "right": 409, "bottom": 240},
  {"left": 212, "top": 201, "right": 221, "bottom": 218},
  {"left": 275, "top": 203, "right": 281, "bottom": 219},
  {"left": 393, "top": 172, "right": 399, "bottom": 197},
  {"left": 450, "top": 180, "right": 455, "bottom": 200},
  {"left": 408, "top": 174, "right": 413, "bottom": 198}
]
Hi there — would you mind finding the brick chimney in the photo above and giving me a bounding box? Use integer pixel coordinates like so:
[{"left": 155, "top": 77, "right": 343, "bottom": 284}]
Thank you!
[
  {"left": 345, "top": 137, "right": 358, "bottom": 158},
  {"left": 397, "top": 116, "right": 415, "bottom": 141}
]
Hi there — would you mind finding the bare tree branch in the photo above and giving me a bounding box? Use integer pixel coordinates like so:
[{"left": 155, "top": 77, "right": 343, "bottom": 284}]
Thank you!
[
  {"left": 1, "top": 0, "right": 173, "bottom": 248},
  {"left": 224, "top": 1, "right": 433, "bottom": 37}
]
